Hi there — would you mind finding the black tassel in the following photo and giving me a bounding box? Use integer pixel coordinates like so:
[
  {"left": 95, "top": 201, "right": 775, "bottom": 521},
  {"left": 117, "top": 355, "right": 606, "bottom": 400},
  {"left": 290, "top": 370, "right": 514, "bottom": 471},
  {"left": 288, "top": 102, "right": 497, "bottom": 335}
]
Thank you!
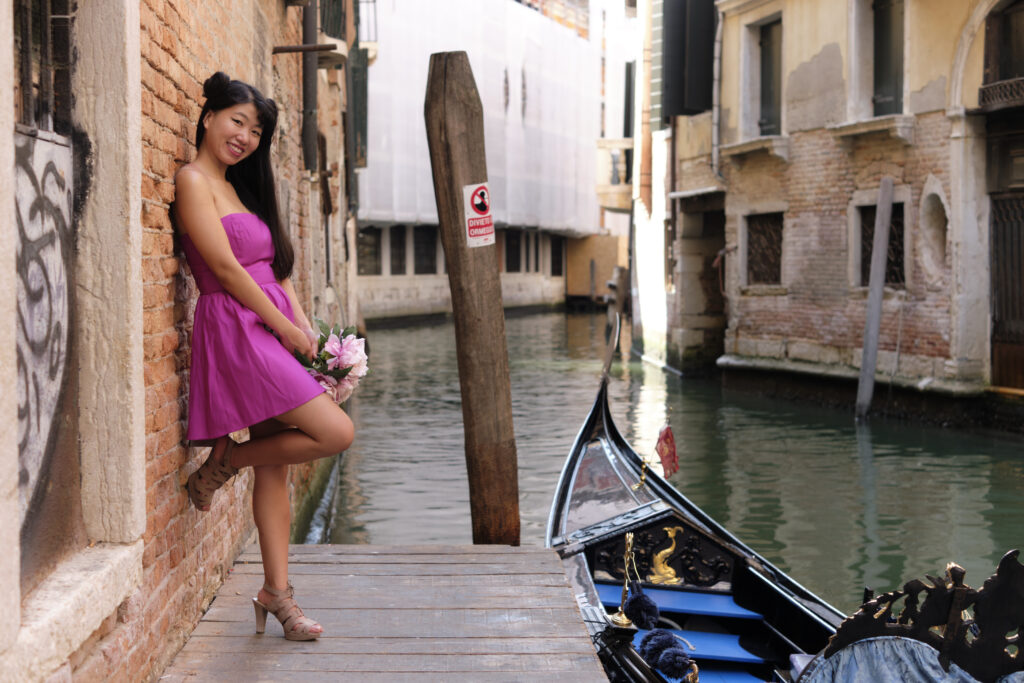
[
  {"left": 638, "top": 628, "right": 676, "bottom": 663},
  {"left": 657, "top": 647, "right": 693, "bottom": 678},
  {"left": 623, "top": 580, "right": 659, "bottom": 629}
]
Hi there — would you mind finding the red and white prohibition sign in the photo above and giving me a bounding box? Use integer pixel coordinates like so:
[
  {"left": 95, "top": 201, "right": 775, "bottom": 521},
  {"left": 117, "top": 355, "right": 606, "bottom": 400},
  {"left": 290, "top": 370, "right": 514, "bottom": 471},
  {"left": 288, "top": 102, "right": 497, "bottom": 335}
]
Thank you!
[{"left": 462, "top": 182, "right": 495, "bottom": 248}]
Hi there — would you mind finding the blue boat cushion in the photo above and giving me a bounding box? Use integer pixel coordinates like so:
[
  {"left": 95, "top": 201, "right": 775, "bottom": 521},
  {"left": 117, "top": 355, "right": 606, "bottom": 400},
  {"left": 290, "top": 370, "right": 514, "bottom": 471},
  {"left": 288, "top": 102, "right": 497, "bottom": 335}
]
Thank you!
[
  {"left": 631, "top": 628, "right": 767, "bottom": 665},
  {"left": 595, "top": 581, "right": 762, "bottom": 620}
]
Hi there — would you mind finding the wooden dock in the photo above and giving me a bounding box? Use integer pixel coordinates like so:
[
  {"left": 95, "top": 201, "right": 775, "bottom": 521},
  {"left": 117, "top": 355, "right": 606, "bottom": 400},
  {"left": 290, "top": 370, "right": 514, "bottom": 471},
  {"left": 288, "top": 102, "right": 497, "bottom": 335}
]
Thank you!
[{"left": 161, "top": 544, "right": 606, "bottom": 682}]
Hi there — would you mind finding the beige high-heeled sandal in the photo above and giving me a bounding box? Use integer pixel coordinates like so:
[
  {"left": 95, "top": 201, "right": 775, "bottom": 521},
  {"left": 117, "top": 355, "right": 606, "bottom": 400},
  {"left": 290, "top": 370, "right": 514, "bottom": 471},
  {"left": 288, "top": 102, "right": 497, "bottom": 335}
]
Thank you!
[
  {"left": 186, "top": 438, "right": 238, "bottom": 511},
  {"left": 252, "top": 583, "right": 323, "bottom": 641}
]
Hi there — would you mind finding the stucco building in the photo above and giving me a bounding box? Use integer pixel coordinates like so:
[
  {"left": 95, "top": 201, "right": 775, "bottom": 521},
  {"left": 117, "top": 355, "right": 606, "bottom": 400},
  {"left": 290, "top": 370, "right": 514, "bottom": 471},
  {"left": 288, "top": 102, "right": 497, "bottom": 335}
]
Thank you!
[
  {"left": 2, "top": 0, "right": 364, "bottom": 679},
  {"left": 353, "top": 0, "right": 633, "bottom": 320},
  {"left": 628, "top": 0, "right": 1024, "bottom": 401}
]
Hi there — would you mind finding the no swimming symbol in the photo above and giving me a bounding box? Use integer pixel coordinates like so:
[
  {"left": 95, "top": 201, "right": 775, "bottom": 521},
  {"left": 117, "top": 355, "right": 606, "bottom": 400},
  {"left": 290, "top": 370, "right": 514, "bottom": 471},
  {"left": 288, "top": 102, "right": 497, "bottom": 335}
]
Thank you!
[{"left": 462, "top": 182, "right": 495, "bottom": 248}]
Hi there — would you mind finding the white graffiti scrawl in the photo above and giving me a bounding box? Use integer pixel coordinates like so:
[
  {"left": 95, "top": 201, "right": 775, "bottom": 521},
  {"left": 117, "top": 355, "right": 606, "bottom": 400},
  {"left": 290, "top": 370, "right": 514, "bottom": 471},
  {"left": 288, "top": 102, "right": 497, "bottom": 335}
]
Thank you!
[{"left": 16, "top": 131, "right": 73, "bottom": 530}]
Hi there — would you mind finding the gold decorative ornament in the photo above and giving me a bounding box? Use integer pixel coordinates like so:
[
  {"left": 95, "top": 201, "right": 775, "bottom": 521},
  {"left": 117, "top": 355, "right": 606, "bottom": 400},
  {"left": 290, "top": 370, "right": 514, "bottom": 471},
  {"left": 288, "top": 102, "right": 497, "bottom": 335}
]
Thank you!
[
  {"left": 648, "top": 526, "right": 686, "bottom": 585},
  {"left": 609, "top": 532, "right": 636, "bottom": 627}
]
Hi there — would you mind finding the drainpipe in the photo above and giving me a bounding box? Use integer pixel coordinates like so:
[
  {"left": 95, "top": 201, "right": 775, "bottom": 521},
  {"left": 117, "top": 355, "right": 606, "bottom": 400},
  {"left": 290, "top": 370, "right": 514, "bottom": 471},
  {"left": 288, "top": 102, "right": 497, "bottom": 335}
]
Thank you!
[
  {"left": 711, "top": 7, "right": 723, "bottom": 178},
  {"left": 302, "top": 0, "right": 318, "bottom": 171}
]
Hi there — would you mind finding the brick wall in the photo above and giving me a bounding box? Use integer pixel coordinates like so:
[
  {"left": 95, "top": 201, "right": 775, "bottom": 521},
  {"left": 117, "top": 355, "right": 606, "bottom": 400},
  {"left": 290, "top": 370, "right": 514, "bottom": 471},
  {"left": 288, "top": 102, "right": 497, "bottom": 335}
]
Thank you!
[
  {"left": 716, "top": 113, "right": 955, "bottom": 379},
  {"left": 70, "top": 2, "right": 327, "bottom": 679}
]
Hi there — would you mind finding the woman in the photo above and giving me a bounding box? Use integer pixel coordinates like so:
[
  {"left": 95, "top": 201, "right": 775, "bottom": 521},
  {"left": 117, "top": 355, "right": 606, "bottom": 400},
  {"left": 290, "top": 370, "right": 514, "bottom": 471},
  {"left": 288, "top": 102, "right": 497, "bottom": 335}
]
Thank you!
[{"left": 173, "top": 72, "right": 354, "bottom": 641}]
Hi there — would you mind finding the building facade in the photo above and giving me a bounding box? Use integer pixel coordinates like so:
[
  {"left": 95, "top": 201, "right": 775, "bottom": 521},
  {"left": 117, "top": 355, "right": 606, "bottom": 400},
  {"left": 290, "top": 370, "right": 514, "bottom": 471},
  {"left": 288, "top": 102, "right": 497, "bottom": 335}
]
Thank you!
[
  {"left": 2, "top": 1, "right": 362, "bottom": 679},
  {"left": 630, "top": 0, "right": 1023, "bottom": 395},
  {"left": 353, "top": 0, "right": 632, "bottom": 321}
]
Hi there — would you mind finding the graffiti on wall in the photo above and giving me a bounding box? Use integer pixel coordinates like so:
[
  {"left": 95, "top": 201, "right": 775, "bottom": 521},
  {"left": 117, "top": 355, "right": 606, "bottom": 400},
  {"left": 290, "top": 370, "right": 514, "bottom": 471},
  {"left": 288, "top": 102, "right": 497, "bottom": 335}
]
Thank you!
[{"left": 16, "top": 132, "right": 73, "bottom": 530}]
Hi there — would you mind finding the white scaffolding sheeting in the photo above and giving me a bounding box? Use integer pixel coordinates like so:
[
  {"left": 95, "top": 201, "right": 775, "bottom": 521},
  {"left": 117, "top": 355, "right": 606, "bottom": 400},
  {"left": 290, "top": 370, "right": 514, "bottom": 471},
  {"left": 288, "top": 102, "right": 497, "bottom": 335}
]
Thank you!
[{"left": 357, "top": 0, "right": 601, "bottom": 234}]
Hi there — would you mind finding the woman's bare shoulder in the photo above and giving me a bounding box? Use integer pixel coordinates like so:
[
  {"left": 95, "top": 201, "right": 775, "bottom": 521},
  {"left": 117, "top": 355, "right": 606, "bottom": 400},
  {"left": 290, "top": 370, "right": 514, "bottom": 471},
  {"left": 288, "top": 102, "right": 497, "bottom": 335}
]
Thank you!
[
  {"left": 174, "top": 164, "right": 210, "bottom": 194},
  {"left": 173, "top": 165, "right": 218, "bottom": 232}
]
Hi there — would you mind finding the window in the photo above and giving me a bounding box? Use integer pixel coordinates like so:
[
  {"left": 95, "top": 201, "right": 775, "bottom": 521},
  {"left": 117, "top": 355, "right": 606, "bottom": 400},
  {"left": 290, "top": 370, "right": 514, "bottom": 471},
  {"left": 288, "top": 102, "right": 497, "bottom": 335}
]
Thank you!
[
  {"left": 533, "top": 232, "right": 540, "bottom": 272},
  {"left": 550, "top": 235, "right": 564, "bottom": 276},
  {"left": 759, "top": 20, "right": 782, "bottom": 136},
  {"left": 873, "top": 0, "right": 904, "bottom": 116},
  {"left": 650, "top": 0, "right": 665, "bottom": 129},
  {"left": 389, "top": 225, "right": 406, "bottom": 275},
  {"left": 413, "top": 225, "right": 437, "bottom": 274},
  {"left": 14, "top": 0, "right": 73, "bottom": 133},
  {"left": 981, "top": 1, "right": 1024, "bottom": 111},
  {"left": 859, "top": 203, "right": 904, "bottom": 288},
  {"left": 746, "top": 213, "right": 783, "bottom": 285},
  {"left": 524, "top": 233, "right": 531, "bottom": 272},
  {"left": 505, "top": 230, "right": 522, "bottom": 272},
  {"left": 357, "top": 226, "right": 382, "bottom": 275}
]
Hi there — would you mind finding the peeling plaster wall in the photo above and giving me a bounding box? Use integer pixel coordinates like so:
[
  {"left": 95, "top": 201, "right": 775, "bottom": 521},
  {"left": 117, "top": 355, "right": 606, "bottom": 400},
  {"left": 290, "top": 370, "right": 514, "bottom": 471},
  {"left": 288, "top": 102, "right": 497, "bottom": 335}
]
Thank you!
[{"left": 786, "top": 43, "right": 845, "bottom": 131}]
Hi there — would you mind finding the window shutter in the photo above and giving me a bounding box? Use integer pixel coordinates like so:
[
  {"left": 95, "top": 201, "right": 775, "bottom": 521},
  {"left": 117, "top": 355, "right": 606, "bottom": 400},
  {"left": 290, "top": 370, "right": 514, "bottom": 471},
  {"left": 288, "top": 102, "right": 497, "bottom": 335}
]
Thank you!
[
  {"left": 662, "top": 0, "right": 715, "bottom": 117},
  {"left": 651, "top": 0, "right": 664, "bottom": 128}
]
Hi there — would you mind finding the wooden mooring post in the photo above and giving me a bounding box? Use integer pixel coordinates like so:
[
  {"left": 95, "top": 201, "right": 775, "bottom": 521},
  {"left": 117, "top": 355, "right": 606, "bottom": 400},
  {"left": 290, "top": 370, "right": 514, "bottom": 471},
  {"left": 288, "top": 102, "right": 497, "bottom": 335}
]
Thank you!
[
  {"left": 856, "top": 176, "right": 894, "bottom": 420},
  {"left": 424, "top": 52, "right": 520, "bottom": 545}
]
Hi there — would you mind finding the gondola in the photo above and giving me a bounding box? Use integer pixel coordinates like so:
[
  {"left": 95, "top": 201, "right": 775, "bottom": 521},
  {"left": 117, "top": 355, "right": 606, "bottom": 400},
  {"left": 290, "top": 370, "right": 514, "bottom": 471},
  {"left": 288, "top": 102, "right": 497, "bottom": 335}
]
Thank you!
[{"left": 546, "top": 322, "right": 1024, "bottom": 683}]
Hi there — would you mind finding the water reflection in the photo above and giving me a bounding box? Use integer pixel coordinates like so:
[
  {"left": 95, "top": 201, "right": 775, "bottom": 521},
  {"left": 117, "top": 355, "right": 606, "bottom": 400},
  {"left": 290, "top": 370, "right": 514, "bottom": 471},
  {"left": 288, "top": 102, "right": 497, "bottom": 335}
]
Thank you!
[{"left": 329, "top": 312, "right": 1024, "bottom": 612}]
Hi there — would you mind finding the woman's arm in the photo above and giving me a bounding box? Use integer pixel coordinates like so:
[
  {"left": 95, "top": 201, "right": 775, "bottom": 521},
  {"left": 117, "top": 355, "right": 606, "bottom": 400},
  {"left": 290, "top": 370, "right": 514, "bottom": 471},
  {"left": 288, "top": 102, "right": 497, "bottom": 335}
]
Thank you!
[
  {"left": 279, "top": 277, "right": 318, "bottom": 347},
  {"left": 175, "top": 167, "right": 312, "bottom": 359},
  {"left": 279, "top": 277, "right": 312, "bottom": 333}
]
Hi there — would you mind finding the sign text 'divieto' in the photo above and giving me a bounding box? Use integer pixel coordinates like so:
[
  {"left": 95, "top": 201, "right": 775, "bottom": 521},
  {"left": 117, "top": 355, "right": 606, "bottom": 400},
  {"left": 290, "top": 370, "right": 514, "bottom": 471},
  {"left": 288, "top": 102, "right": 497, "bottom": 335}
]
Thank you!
[{"left": 462, "top": 182, "right": 494, "bottom": 247}]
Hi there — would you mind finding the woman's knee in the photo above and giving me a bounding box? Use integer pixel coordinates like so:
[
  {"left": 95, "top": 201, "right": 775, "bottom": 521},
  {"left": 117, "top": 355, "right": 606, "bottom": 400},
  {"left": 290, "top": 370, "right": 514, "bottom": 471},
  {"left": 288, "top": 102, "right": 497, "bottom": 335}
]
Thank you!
[{"left": 320, "top": 410, "right": 354, "bottom": 455}]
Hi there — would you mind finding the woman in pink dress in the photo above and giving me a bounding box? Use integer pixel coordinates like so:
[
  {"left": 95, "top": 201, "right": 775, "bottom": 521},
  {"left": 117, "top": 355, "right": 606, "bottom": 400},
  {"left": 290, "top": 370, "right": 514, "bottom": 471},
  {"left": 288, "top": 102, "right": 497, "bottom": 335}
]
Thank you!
[{"left": 173, "top": 72, "right": 354, "bottom": 641}]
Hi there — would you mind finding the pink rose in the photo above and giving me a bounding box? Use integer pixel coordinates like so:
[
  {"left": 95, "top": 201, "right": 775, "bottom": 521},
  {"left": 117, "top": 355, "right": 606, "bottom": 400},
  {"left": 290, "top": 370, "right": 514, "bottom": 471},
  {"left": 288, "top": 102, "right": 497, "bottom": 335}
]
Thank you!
[
  {"left": 337, "top": 335, "right": 368, "bottom": 378},
  {"left": 323, "top": 333, "right": 344, "bottom": 370},
  {"left": 312, "top": 371, "right": 339, "bottom": 399},
  {"left": 335, "top": 374, "right": 358, "bottom": 404}
]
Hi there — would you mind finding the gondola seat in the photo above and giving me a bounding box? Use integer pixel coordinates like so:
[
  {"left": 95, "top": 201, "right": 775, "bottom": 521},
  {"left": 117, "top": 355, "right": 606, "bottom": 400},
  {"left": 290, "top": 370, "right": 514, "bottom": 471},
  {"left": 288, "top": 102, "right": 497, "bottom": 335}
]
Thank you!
[{"left": 595, "top": 581, "right": 762, "bottom": 620}]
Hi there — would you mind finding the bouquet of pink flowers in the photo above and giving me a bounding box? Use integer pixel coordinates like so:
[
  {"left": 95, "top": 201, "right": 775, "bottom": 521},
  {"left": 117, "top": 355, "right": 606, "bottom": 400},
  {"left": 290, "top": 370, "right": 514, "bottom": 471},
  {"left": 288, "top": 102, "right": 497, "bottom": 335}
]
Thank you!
[{"left": 294, "top": 318, "right": 368, "bottom": 405}]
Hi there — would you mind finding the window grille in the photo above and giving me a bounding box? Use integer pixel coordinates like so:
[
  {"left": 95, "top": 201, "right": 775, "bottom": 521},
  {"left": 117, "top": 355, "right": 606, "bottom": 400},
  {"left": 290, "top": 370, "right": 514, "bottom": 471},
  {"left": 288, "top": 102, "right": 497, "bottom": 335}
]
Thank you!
[
  {"left": 320, "top": 0, "right": 346, "bottom": 41},
  {"left": 15, "top": 0, "right": 73, "bottom": 134},
  {"left": 357, "top": 226, "right": 382, "bottom": 275},
  {"left": 758, "top": 20, "right": 782, "bottom": 136},
  {"left": 746, "top": 212, "right": 783, "bottom": 285},
  {"left": 859, "top": 203, "right": 905, "bottom": 288},
  {"left": 390, "top": 225, "right": 406, "bottom": 275},
  {"left": 413, "top": 225, "right": 437, "bottom": 274},
  {"left": 873, "top": 0, "right": 904, "bottom": 116}
]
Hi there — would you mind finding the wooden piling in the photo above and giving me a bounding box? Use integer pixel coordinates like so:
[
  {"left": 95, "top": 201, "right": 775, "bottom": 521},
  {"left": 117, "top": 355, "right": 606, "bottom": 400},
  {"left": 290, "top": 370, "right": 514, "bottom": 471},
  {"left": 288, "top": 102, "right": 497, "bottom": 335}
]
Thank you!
[
  {"left": 424, "top": 52, "right": 520, "bottom": 545},
  {"left": 856, "top": 176, "right": 894, "bottom": 420}
]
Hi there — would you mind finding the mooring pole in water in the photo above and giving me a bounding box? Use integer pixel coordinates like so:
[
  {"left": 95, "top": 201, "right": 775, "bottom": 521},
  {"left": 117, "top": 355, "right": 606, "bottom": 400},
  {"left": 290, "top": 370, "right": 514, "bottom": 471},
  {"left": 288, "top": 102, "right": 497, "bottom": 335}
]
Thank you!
[
  {"left": 424, "top": 51, "right": 520, "bottom": 545},
  {"left": 856, "top": 176, "right": 894, "bottom": 421}
]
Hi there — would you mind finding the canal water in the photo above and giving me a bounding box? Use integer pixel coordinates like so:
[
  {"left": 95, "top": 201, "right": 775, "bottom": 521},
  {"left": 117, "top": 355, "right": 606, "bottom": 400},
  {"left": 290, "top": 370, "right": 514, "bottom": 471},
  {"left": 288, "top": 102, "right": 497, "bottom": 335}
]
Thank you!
[{"left": 314, "top": 311, "right": 1024, "bottom": 613}]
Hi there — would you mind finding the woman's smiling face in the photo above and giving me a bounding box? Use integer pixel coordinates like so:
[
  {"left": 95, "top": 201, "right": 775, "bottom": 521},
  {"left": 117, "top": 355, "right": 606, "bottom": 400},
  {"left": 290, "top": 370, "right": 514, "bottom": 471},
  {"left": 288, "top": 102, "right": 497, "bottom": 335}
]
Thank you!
[{"left": 202, "top": 102, "right": 263, "bottom": 165}]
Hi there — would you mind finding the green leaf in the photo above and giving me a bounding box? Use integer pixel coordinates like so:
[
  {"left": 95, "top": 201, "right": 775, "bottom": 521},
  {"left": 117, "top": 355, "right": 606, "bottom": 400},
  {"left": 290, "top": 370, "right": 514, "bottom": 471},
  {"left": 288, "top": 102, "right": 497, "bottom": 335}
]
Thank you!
[
  {"left": 328, "top": 366, "right": 352, "bottom": 380},
  {"left": 293, "top": 350, "right": 313, "bottom": 368},
  {"left": 316, "top": 318, "right": 330, "bottom": 336},
  {"left": 342, "top": 325, "right": 357, "bottom": 338}
]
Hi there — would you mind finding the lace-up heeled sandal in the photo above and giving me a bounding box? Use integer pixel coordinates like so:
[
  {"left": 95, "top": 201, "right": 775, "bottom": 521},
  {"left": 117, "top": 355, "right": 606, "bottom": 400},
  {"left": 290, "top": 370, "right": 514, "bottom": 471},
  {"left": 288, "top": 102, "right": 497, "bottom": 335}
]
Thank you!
[
  {"left": 186, "top": 438, "right": 239, "bottom": 511},
  {"left": 253, "top": 583, "right": 323, "bottom": 641}
]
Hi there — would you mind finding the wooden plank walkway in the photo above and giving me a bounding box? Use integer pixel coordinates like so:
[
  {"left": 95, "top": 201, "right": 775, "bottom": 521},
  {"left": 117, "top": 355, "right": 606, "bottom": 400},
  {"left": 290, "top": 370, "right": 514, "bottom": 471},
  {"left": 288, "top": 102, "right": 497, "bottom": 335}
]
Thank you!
[{"left": 160, "top": 544, "right": 606, "bottom": 682}]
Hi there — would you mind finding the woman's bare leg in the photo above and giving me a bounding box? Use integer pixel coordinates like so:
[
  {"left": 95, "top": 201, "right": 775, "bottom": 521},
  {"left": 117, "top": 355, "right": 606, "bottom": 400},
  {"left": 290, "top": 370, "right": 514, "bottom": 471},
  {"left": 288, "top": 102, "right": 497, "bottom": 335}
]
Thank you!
[
  {"left": 227, "top": 393, "right": 354, "bottom": 469},
  {"left": 248, "top": 418, "right": 323, "bottom": 635}
]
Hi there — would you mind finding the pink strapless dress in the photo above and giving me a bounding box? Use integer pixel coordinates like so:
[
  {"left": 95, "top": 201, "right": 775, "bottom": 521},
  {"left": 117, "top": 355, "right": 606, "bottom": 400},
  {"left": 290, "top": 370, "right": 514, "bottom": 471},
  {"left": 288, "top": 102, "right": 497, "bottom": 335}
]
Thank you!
[{"left": 181, "top": 213, "right": 323, "bottom": 442}]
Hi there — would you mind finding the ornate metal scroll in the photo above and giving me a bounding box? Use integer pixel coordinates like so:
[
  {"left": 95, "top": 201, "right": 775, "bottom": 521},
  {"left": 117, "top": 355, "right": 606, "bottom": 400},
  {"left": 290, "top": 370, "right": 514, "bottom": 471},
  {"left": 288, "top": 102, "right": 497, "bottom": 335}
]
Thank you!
[
  {"left": 823, "top": 549, "right": 1024, "bottom": 682},
  {"left": 592, "top": 519, "right": 734, "bottom": 589}
]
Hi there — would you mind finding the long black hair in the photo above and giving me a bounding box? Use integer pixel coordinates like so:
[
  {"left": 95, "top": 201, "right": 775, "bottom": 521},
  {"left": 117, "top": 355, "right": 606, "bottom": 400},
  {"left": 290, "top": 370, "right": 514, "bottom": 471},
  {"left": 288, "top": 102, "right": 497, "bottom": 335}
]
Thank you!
[{"left": 196, "top": 72, "right": 294, "bottom": 280}]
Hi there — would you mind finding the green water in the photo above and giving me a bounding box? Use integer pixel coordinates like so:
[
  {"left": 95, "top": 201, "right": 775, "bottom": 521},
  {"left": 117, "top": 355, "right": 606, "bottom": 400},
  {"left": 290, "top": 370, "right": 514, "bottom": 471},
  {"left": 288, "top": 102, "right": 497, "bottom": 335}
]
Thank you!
[{"left": 325, "top": 311, "right": 1024, "bottom": 613}]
